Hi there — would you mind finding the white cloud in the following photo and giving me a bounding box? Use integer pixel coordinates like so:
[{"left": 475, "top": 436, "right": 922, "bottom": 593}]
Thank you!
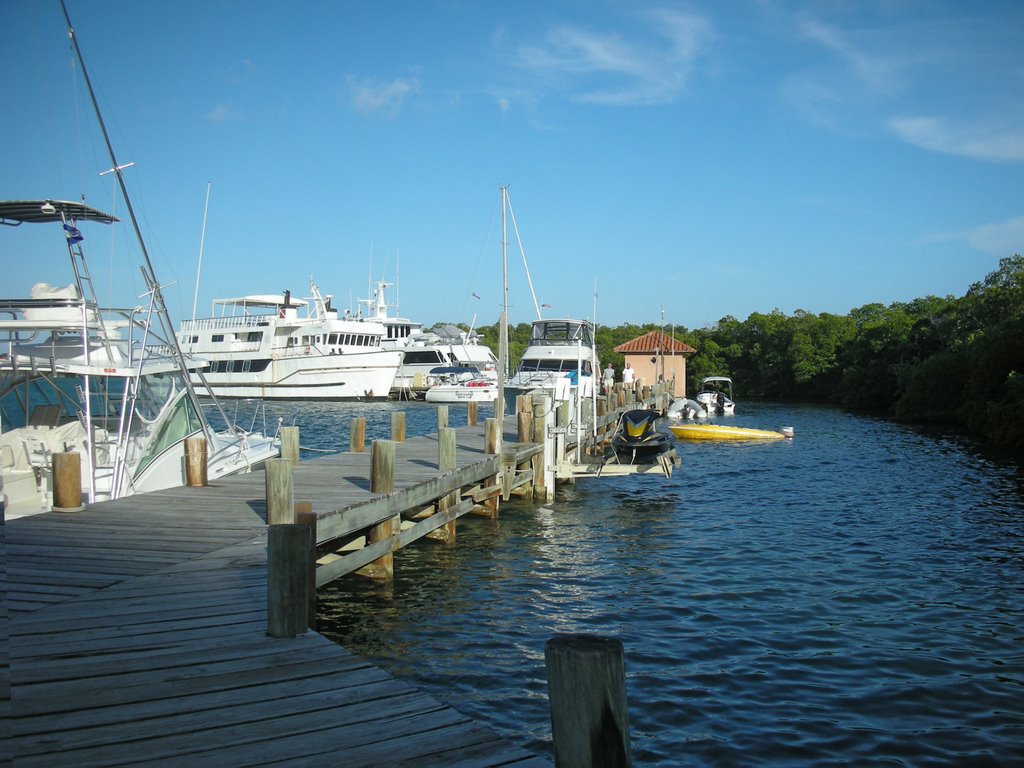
[
  {"left": 889, "top": 115, "right": 1024, "bottom": 162},
  {"left": 205, "top": 103, "right": 242, "bottom": 124},
  {"left": 512, "top": 8, "right": 714, "bottom": 107},
  {"left": 346, "top": 75, "right": 419, "bottom": 117},
  {"left": 966, "top": 215, "right": 1024, "bottom": 257}
]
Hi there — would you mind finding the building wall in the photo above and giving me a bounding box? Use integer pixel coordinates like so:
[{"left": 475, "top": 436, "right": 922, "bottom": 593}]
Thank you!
[{"left": 622, "top": 352, "right": 687, "bottom": 396}]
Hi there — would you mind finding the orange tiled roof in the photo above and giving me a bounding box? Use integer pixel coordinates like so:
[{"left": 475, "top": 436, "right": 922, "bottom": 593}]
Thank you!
[{"left": 614, "top": 331, "right": 695, "bottom": 354}]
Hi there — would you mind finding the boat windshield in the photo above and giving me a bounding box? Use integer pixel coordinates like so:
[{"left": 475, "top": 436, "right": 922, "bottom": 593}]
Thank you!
[{"left": 518, "top": 359, "right": 594, "bottom": 375}]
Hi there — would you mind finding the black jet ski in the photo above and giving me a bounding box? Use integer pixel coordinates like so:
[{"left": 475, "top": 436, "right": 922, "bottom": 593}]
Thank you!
[{"left": 610, "top": 408, "right": 673, "bottom": 465}]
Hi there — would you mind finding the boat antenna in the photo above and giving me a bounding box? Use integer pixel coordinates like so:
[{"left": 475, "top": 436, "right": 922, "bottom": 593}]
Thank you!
[
  {"left": 60, "top": 0, "right": 236, "bottom": 436},
  {"left": 504, "top": 191, "right": 542, "bottom": 321},
  {"left": 192, "top": 181, "right": 211, "bottom": 321}
]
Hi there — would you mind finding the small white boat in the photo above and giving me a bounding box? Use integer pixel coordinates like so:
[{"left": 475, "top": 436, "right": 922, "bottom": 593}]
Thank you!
[
  {"left": 424, "top": 367, "right": 498, "bottom": 403},
  {"left": 695, "top": 376, "right": 736, "bottom": 415}
]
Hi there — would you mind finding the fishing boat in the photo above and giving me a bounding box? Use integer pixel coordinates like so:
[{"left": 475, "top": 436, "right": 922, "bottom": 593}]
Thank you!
[
  {"left": 610, "top": 409, "right": 674, "bottom": 464},
  {"left": 669, "top": 423, "right": 790, "bottom": 441},
  {"left": 0, "top": 200, "right": 280, "bottom": 517},
  {"left": 423, "top": 367, "right": 498, "bottom": 403},
  {"left": 358, "top": 280, "right": 498, "bottom": 398},
  {"left": 178, "top": 279, "right": 402, "bottom": 400},
  {"left": 695, "top": 376, "right": 736, "bottom": 415},
  {"left": 504, "top": 317, "right": 599, "bottom": 404}
]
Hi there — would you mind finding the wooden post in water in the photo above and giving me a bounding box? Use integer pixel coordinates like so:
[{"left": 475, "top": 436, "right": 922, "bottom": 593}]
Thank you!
[
  {"left": 545, "top": 634, "right": 632, "bottom": 768},
  {"left": 265, "top": 458, "right": 294, "bottom": 525},
  {"left": 436, "top": 405, "right": 449, "bottom": 431},
  {"left": 477, "top": 418, "right": 501, "bottom": 518},
  {"left": 350, "top": 417, "right": 366, "bottom": 452},
  {"left": 532, "top": 395, "right": 548, "bottom": 500},
  {"left": 280, "top": 426, "right": 300, "bottom": 465},
  {"left": 361, "top": 439, "right": 397, "bottom": 579},
  {"left": 184, "top": 436, "right": 207, "bottom": 487},
  {"left": 467, "top": 401, "right": 478, "bottom": 426},
  {"left": 266, "top": 524, "right": 310, "bottom": 638},
  {"left": 429, "top": 427, "right": 458, "bottom": 543},
  {"left": 294, "top": 501, "right": 317, "bottom": 629},
  {"left": 391, "top": 411, "right": 406, "bottom": 443},
  {"left": 51, "top": 452, "right": 83, "bottom": 511}
]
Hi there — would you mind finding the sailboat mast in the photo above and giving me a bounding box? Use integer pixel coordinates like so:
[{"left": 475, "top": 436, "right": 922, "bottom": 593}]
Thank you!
[{"left": 496, "top": 186, "right": 509, "bottom": 418}]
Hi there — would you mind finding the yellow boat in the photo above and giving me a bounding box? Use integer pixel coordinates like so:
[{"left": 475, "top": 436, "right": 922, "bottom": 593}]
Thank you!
[{"left": 669, "top": 423, "right": 789, "bottom": 441}]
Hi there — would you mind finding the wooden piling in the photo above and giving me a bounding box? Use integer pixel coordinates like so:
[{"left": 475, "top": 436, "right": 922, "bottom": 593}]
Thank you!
[
  {"left": 265, "top": 458, "right": 294, "bottom": 525},
  {"left": 545, "top": 634, "right": 632, "bottom": 768},
  {"left": 391, "top": 411, "right": 406, "bottom": 443},
  {"left": 294, "top": 501, "right": 317, "bottom": 628},
  {"left": 478, "top": 418, "right": 501, "bottom": 518},
  {"left": 429, "top": 427, "right": 458, "bottom": 543},
  {"left": 350, "top": 417, "right": 366, "bottom": 453},
  {"left": 532, "top": 395, "right": 548, "bottom": 500},
  {"left": 436, "top": 405, "right": 449, "bottom": 431},
  {"left": 467, "top": 401, "right": 478, "bottom": 426},
  {"left": 184, "top": 436, "right": 207, "bottom": 487},
  {"left": 362, "top": 439, "right": 398, "bottom": 578},
  {"left": 280, "top": 426, "right": 300, "bottom": 465},
  {"left": 51, "top": 452, "right": 83, "bottom": 511},
  {"left": 266, "top": 524, "right": 311, "bottom": 638}
]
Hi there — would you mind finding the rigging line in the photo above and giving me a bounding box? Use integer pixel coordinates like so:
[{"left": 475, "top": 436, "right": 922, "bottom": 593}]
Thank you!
[
  {"left": 60, "top": 0, "right": 237, "bottom": 438},
  {"left": 504, "top": 191, "right": 542, "bottom": 321}
]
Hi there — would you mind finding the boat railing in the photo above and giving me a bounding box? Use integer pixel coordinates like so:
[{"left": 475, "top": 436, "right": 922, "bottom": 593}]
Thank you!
[{"left": 180, "top": 315, "right": 275, "bottom": 332}]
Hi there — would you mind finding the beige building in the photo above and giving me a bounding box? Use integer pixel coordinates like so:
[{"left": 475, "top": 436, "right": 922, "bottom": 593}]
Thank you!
[{"left": 613, "top": 331, "right": 695, "bottom": 396}]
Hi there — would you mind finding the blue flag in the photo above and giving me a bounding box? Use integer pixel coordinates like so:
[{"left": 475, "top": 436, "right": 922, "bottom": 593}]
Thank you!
[{"left": 63, "top": 224, "right": 83, "bottom": 244}]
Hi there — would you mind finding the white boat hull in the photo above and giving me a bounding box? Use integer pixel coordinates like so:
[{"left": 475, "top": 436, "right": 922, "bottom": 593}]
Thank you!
[{"left": 193, "top": 349, "right": 402, "bottom": 400}]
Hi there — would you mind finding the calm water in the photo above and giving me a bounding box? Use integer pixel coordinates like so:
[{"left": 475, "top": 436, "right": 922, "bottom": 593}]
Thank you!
[{"left": 239, "top": 399, "right": 1024, "bottom": 766}]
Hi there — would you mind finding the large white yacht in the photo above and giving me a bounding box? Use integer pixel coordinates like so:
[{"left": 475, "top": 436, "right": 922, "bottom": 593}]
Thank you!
[{"left": 178, "top": 279, "right": 403, "bottom": 400}]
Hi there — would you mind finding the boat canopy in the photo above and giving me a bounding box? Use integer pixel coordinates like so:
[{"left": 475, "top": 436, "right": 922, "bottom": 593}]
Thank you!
[
  {"left": 428, "top": 366, "right": 480, "bottom": 375},
  {"left": 0, "top": 199, "right": 118, "bottom": 226}
]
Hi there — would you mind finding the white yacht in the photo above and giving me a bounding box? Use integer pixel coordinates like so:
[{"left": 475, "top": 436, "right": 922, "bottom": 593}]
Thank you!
[
  {"left": 359, "top": 280, "right": 499, "bottom": 398},
  {"left": 179, "top": 279, "right": 403, "bottom": 400},
  {"left": 504, "top": 318, "right": 599, "bottom": 406},
  {"left": 0, "top": 200, "right": 280, "bottom": 518}
]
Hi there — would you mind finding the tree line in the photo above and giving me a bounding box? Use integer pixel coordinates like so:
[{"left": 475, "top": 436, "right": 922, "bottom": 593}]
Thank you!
[{"left": 468, "top": 255, "right": 1024, "bottom": 448}]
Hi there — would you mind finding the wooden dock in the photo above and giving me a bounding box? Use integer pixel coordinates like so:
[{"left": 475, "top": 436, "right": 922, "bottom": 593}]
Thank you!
[
  {"left": 1, "top": 384, "right": 675, "bottom": 765},
  {"left": 1, "top": 416, "right": 551, "bottom": 766}
]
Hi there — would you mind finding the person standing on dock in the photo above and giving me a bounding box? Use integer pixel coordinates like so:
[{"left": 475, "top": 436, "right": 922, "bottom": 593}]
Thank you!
[
  {"left": 622, "top": 362, "right": 635, "bottom": 390},
  {"left": 603, "top": 363, "right": 615, "bottom": 394}
]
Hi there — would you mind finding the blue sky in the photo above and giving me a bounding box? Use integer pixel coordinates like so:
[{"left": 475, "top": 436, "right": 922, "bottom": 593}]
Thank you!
[{"left": 4, "top": 1, "right": 1022, "bottom": 330}]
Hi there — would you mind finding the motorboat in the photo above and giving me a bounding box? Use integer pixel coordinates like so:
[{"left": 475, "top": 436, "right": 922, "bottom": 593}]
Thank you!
[
  {"left": 504, "top": 318, "right": 599, "bottom": 405},
  {"left": 669, "top": 423, "right": 790, "bottom": 441},
  {"left": 423, "top": 366, "right": 498, "bottom": 403},
  {"left": 609, "top": 409, "right": 674, "bottom": 464},
  {"left": 0, "top": 201, "right": 279, "bottom": 517},
  {"left": 178, "top": 279, "right": 402, "bottom": 400},
  {"left": 695, "top": 376, "right": 736, "bottom": 415},
  {"left": 358, "top": 279, "right": 499, "bottom": 398}
]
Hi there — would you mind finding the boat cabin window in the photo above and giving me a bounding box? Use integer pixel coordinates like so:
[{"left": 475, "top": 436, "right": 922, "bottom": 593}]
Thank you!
[
  {"left": 244, "top": 332, "right": 262, "bottom": 343},
  {"left": 531, "top": 321, "right": 593, "bottom": 346},
  {"left": 328, "top": 333, "right": 339, "bottom": 345},
  {"left": 212, "top": 334, "right": 224, "bottom": 343}
]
